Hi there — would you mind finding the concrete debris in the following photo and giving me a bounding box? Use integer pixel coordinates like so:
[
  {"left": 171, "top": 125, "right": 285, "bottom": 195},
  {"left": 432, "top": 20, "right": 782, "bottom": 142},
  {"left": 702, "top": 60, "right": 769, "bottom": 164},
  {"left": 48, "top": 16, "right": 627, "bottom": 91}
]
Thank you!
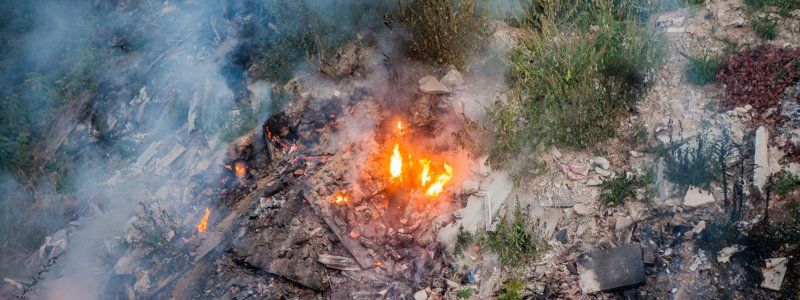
[
  {"left": 642, "top": 247, "right": 656, "bottom": 265},
  {"left": 577, "top": 244, "right": 645, "bottom": 293},
  {"left": 717, "top": 245, "right": 744, "bottom": 263},
  {"left": 418, "top": 75, "right": 449, "bottom": 94},
  {"left": 754, "top": 126, "right": 769, "bottom": 193},
  {"left": 586, "top": 178, "right": 603, "bottom": 186},
  {"left": 595, "top": 167, "right": 612, "bottom": 177},
  {"left": 134, "top": 272, "right": 152, "bottom": 294},
  {"left": 683, "top": 187, "right": 714, "bottom": 208},
  {"left": 761, "top": 257, "right": 788, "bottom": 291},
  {"left": 440, "top": 69, "right": 464, "bottom": 88},
  {"left": 413, "top": 289, "right": 428, "bottom": 300}
]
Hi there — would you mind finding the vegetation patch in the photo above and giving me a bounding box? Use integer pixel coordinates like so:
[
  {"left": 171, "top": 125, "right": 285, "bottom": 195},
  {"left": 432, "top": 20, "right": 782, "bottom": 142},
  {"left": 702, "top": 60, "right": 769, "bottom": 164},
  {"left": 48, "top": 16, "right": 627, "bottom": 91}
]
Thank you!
[
  {"left": 497, "top": 278, "right": 524, "bottom": 300},
  {"left": 456, "top": 287, "right": 476, "bottom": 299},
  {"left": 482, "top": 202, "right": 547, "bottom": 267},
  {"left": 599, "top": 170, "right": 652, "bottom": 206},
  {"left": 489, "top": 0, "right": 664, "bottom": 161},
  {"left": 717, "top": 46, "right": 800, "bottom": 113},
  {"left": 769, "top": 170, "right": 800, "bottom": 196},
  {"left": 751, "top": 14, "right": 780, "bottom": 40},
  {"left": 455, "top": 225, "right": 474, "bottom": 256},
  {"left": 398, "top": 0, "right": 487, "bottom": 69},
  {"left": 744, "top": 0, "right": 800, "bottom": 14},
  {"left": 684, "top": 52, "right": 719, "bottom": 85}
]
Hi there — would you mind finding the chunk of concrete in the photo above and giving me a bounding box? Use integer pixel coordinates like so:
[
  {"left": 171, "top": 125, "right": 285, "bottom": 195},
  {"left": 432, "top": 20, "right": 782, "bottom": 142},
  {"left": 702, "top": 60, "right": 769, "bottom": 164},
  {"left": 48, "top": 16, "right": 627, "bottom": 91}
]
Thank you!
[
  {"left": 754, "top": 126, "right": 769, "bottom": 193},
  {"left": 577, "top": 244, "right": 645, "bottom": 293},
  {"left": 440, "top": 69, "right": 464, "bottom": 88},
  {"left": 683, "top": 187, "right": 714, "bottom": 208},
  {"left": 437, "top": 171, "right": 512, "bottom": 249},
  {"left": 761, "top": 257, "right": 788, "bottom": 291},
  {"left": 418, "top": 75, "right": 449, "bottom": 94}
]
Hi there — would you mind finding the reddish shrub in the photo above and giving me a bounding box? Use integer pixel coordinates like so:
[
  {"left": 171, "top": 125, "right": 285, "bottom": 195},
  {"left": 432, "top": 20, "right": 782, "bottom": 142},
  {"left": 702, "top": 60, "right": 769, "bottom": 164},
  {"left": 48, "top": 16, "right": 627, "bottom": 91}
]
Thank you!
[{"left": 717, "top": 46, "right": 800, "bottom": 113}]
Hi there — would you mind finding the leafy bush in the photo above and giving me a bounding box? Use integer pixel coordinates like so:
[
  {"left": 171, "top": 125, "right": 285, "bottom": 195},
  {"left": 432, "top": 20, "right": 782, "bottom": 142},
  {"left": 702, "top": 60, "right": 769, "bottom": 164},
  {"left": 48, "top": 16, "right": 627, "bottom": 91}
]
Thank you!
[
  {"left": 684, "top": 52, "right": 719, "bottom": 85},
  {"left": 717, "top": 46, "right": 800, "bottom": 112},
  {"left": 490, "top": 3, "right": 663, "bottom": 159},
  {"left": 482, "top": 202, "right": 547, "bottom": 267},
  {"left": 455, "top": 225, "right": 474, "bottom": 256},
  {"left": 398, "top": 0, "right": 488, "bottom": 68},
  {"left": 769, "top": 170, "right": 800, "bottom": 195},
  {"left": 456, "top": 287, "right": 476, "bottom": 299}
]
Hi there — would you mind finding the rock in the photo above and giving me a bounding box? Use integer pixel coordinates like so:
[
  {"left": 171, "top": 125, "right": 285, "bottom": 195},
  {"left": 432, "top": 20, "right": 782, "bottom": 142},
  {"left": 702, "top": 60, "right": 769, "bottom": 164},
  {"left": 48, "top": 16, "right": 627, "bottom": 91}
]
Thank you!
[
  {"left": 440, "top": 69, "right": 464, "bottom": 88},
  {"left": 754, "top": 126, "right": 769, "bottom": 193},
  {"left": 593, "top": 157, "right": 611, "bottom": 170},
  {"left": 551, "top": 148, "right": 562, "bottom": 160},
  {"left": 0, "top": 278, "right": 23, "bottom": 296},
  {"left": 577, "top": 245, "right": 645, "bottom": 294},
  {"left": 561, "top": 164, "right": 590, "bottom": 180},
  {"left": 134, "top": 272, "right": 152, "bottom": 294},
  {"left": 413, "top": 289, "right": 428, "bottom": 300},
  {"left": 717, "top": 245, "right": 744, "bottom": 263},
  {"left": 727, "top": 17, "right": 745, "bottom": 27},
  {"left": 683, "top": 187, "right": 714, "bottom": 208},
  {"left": 642, "top": 247, "right": 656, "bottom": 265},
  {"left": 629, "top": 150, "right": 643, "bottom": 158},
  {"left": 666, "top": 27, "right": 685, "bottom": 33},
  {"left": 615, "top": 216, "right": 634, "bottom": 232},
  {"left": 654, "top": 158, "right": 677, "bottom": 202},
  {"left": 418, "top": 75, "right": 449, "bottom": 94},
  {"left": 586, "top": 178, "right": 603, "bottom": 186},
  {"left": 693, "top": 220, "right": 707, "bottom": 234},
  {"left": 555, "top": 228, "right": 568, "bottom": 243},
  {"left": 595, "top": 167, "right": 612, "bottom": 177},
  {"left": 761, "top": 257, "right": 788, "bottom": 291},
  {"left": 573, "top": 203, "right": 594, "bottom": 216}
]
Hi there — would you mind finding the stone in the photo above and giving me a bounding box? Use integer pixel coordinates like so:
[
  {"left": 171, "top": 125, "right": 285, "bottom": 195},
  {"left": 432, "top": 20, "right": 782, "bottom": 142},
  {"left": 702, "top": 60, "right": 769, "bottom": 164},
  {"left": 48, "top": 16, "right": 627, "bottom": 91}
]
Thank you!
[
  {"left": 615, "top": 216, "right": 634, "bottom": 232},
  {"left": 593, "top": 157, "right": 611, "bottom": 170},
  {"left": 418, "top": 75, "right": 449, "bottom": 94},
  {"left": 629, "top": 150, "right": 643, "bottom": 158},
  {"left": 642, "top": 247, "right": 656, "bottom": 265},
  {"left": 683, "top": 187, "right": 714, "bottom": 208},
  {"left": 413, "top": 289, "right": 428, "bottom": 300},
  {"left": 666, "top": 27, "right": 685, "bottom": 33},
  {"left": 440, "top": 69, "right": 464, "bottom": 88},
  {"left": 577, "top": 245, "right": 645, "bottom": 293},
  {"left": 717, "top": 245, "right": 744, "bottom": 263},
  {"left": 727, "top": 17, "right": 745, "bottom": 27},
  {"left": 586, "top": 178, "right": 603, "bottom": 186},
  {"left": 595, "top": 167, "right": 612, "bottom": 177},
  {"left": 555, "top": 228, "right": 568, "bottom": 243},
  {"left": 134, "top": 272, "right": 152, "bottom": 294},
  {"left": 654, "top": 158, "right": 677, "bottom": 202},
  {"left": 754, "top": 126, "right": 769, "bottom": 193},
  {"left": 573, "top": 203, "right": 594, "bottom": 216},
  {"left": 761, "top": 257, "right": 788, "bottom": 291},
  {"left": 693, "top": 220, "right": 706, "bottom": 234},
  {"left": 561, "top": 164, "right": 590, "bottom": 180},
  {"left": 551, "top": 148, "right": 562, "bottom": 160}
]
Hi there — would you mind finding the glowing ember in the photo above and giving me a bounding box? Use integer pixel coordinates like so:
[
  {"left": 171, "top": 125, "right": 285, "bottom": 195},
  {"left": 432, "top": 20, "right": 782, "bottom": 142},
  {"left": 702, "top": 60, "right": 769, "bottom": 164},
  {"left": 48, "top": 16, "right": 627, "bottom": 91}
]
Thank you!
[
  {"left": 333, "top": 191, "right": 350, "bottom": 205},
  {"left": 396, "top": 120, "right": 404, "bottom": 131},
  {"left": 234, "top": 162, "right": 246, "bottom": 177},
  {"left": 375, "top": 260, "right": 382, "bottom": 267},
  {"left": 196, "top": 208, "right": 211, "bottom": 233},
  {"left": 389, "top": 143, "right": 403, "bottom": 181}
]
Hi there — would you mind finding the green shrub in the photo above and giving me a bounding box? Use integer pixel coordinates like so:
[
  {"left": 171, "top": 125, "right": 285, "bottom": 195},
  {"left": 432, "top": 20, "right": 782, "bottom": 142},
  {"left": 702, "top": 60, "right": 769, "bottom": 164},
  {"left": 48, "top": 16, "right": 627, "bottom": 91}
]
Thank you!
[
  {"left": 770, "top": 170, "right": 800, "bottom": 195},
  {"left": 751, "top": 15, "right": 780, "bottom": 40},
  {"left": 744, "top": 0, "right": 800, "bottom": 14},
  {"left": 455, "top": 225, "right": 474, "bottom": 256},
  {"left": 685, "top": 52, "right": 719, "bottom": 85},
  {"left": 497, "top": 278, "right": 524, "bottom": 300},
  {"left": 456, "top": 287, "right": 476, "bottom": 299},
  {"left": 599, "top": 171, "right": 652, "bottom": 205},
  {"left": 398, "top": 0, "right": 488, "bottom": 69},
  {"left": 482, "top": 202, "right": 547, "bottom": 267},
  {"left": 491, "top": 5, "right": 663, "bottom": 157}
]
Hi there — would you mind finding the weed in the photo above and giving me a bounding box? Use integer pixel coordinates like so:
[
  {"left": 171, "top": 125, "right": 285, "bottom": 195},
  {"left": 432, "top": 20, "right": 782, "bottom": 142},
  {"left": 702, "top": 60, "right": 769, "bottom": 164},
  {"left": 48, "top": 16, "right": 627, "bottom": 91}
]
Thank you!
[
  {"left": 684, "top": 52, "right": 719, "bottom": 85},
  {"left": 769, "top": 170, "right": 800, "bottom": 195},
  {"left": 599, "top": 171, "right": 651, "bottom": 206},
  {"left": 482, "top": 202, "right": 547, "bottom": 267},
  {"left": 398, "top": 0, "right": 487, "bottom": 69},
  {"left": 456, "top": 287, "right": 476, "bottom": 299},
  {"left": 751, "top": 15, "right": 780, "bottom": 40},
  {"left": 497, "top": 278, "right": 524, "bottom": 300},
  {"left": 490, "top": 1, "right": 664, "bottom": 157},
  {"left": 455, "top": 225, "right": 474, "bottom": 256},
  {"left": 130, "top": 202, "right": 178, "bottom": 253},
  {"left": 744, "top": 0, "right": 800, "bottom": 14}
]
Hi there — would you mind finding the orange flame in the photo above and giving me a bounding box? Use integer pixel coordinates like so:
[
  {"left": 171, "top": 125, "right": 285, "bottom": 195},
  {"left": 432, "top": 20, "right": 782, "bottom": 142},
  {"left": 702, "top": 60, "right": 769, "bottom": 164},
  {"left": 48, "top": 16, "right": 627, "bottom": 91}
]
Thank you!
[
  {"left": 425, "top": 163, "right": 453, "bottom": 197},
  {"left": 396, "top": 120, "right": 404, "bottom": 131},
  {"left": 234, "top": 162, "right": 246, "bottom": 177},
  {"left": 390, "top": 143, "right": 403, "bottom": 181},
  {"left": 333, "top": 191, "right": 350, "bottom": 205},
  {"left": 196, "top": 208, "right": 211, "bottom": 233},
  {"left": 419, "top": 159, "right": 431, "bottom": 186}
]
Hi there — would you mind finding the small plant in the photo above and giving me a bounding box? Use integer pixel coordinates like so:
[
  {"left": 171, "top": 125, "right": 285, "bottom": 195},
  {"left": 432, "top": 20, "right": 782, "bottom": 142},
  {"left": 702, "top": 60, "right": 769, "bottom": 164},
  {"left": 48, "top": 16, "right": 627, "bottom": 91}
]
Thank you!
[
  {"left": 398, "top": 0, "right": 487, "bottom": 68},
  {"left": 131, "top": 202, "right": 178, "bottom": 253},
  {"left": 751, "top": 15, "right": 780, "bottom": 40},
  {"left": 769, "top": 170, "right": 800, "bottom": 195},
  {"left": 456, "top": 287, "right": 476, "bottom": 299},
  {"left": 599, "top": 170, "right": 652, "bottom": 206},
  {"left": 684, "top": 52, "right": 719, "bottom": 85},
  {"left": 497, "top": 278, "right": 524, "bottom": 300},
  {"left": 455, "top": 225, "right": 474, "bottom": 256},
  {"left": 482, "top": 202, "right": 547, "bottom": 267}
]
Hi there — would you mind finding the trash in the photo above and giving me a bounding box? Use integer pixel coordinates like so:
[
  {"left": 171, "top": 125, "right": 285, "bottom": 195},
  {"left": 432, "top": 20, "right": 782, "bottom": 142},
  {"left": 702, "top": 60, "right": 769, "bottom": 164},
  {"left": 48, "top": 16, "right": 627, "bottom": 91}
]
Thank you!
[{"left": 577, "top": 244, "right": 645, "bottom": 293}]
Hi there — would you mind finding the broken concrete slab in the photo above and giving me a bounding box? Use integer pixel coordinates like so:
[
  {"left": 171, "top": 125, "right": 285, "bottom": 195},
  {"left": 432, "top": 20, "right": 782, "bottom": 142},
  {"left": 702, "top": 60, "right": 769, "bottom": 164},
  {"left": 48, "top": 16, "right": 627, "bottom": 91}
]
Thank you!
[
  {"left": 418, "top": 75, "right": 449, "bottom": 94},
  {"left": 683, "top": 187, "right": 714, "bottom": 208},
  {"left": 440, "top": 69, "right": 464, "bottom": 88},
  {"left": 654, "top": 158, "right": 678, "bottom": 202},
  {"left": 754, "top": 126, "right": 769, "bottom": 193},
  {"left": 761, "top": 257, "right": 788, "bottom": 291},
  {"left": 577, "top": 244, "right": 645, "bottom": 294}
]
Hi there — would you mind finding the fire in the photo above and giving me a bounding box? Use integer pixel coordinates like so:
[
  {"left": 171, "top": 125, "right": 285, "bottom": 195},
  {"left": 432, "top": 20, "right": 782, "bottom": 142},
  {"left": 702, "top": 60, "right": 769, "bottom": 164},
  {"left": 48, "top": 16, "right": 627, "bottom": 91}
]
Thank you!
[
  {"left": 196, "top": 208, "right": 211, "bottom": 233},
  {"left": 419, "top": 159, "right": 431, "bottom": 186},
  {"left": 333, "top": 191, "right": 350, "bottom": 205},
  {"left": 396, "top": 120, "right": 403, "bottom": 131},
  {"left": 424, "top": 163, "right": 453, "bottom": 197},
  {"left": 234, "top": 162, "right": 246, "bottom": 177},
  {"left": 389, "top": 143, "right": 403, "bottom": 181}
]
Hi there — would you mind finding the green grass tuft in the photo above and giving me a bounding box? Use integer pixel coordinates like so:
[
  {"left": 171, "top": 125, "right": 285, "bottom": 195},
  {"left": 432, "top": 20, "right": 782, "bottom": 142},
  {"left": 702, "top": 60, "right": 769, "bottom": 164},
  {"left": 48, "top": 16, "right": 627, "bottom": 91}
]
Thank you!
[
  {"left": 599, "top": 170, "right": 652, "bottom": 206},
  {"left": 751, "top": 15, "right": 780, "bottom": 40},
  {"left": 497, "top": 278, "right": 524, "bottom": 300},
  {"left": 482, "top": 202, "right": 547, "bottom": 267},
  {"left": 456, "top": 287, "right": 476, "bottom": 299},
  {"left": 770, "top": 170, "right": 800, "bottom": 195},
  {"left": 685, "top": 52, "right": 719, "bottom": 85}
]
